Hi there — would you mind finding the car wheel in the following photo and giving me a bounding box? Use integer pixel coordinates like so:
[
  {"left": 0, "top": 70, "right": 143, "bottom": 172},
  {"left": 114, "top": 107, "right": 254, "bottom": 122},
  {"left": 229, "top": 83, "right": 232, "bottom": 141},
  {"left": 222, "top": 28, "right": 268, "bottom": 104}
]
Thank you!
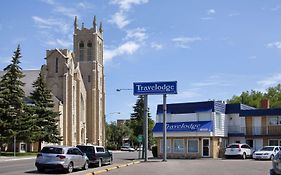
[
  {"left": 108, "top": 158, "right": 112, "bottom": 165},
  {"left": 95, "top": 159, "right": 102, "bottom": 167},
  {"left": 65, "top": 162, "right": 74, "bottom": 173},
  {"left": 242, "top": 152, "right": 246, "bottom": 160},
  {"left": 82, "top": 161, "right": 89, "bottom": 170}
]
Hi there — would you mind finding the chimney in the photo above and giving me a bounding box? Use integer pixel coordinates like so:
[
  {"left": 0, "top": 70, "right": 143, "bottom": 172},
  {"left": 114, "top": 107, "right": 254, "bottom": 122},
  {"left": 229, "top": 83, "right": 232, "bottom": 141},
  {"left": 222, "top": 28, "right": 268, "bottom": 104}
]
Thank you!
[{"left": 260, "top": 99, "right": 270, "bottom": 109}]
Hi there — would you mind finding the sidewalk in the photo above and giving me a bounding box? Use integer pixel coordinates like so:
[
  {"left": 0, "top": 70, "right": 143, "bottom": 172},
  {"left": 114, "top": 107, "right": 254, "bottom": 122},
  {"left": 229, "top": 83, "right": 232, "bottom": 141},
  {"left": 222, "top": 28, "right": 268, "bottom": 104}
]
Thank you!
[{"left": 0, "top": 156, "right": 35, "bottom": 162}]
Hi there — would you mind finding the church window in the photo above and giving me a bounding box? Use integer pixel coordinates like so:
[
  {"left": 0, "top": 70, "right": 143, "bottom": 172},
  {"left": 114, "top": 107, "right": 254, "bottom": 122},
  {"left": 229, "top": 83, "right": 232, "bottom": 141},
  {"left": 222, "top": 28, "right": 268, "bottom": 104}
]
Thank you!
[
  {"left": 87, "top": 42, "right": 92, "bottom": 61},
  {"left": 88, "top": 75, "right": 91, "bottom": 82},
  {"left": 79, "top": 41, "right": 84, "bottom": 61},
  {"left": 55, "top": 57, "right": 58, "bottom": 73}
]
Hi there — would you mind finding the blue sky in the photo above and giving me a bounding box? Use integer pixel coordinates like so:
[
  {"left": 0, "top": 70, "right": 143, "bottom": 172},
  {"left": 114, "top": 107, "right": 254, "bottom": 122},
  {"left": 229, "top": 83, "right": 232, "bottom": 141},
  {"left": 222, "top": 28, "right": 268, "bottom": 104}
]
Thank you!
[{"left": 1, "top": 0, "right": 281, "bottom": 122}]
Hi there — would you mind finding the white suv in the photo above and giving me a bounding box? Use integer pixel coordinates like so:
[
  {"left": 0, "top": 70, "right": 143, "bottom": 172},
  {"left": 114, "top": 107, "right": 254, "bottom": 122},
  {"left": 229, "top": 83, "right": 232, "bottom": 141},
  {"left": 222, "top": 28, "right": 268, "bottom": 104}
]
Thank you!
[{"left": 224, "top": 143, "right": 253, "bottom": 159}]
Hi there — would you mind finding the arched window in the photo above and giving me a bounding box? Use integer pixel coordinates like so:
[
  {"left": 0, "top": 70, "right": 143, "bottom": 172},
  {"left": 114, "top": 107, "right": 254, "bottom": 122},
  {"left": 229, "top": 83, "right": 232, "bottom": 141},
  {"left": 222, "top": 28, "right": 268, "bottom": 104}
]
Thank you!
[
  {"left": 87, "top": 42, "right": 92, "bottom": 61},
  {"left": 79, "top": 41, "right": 84, "bottom": 61}
]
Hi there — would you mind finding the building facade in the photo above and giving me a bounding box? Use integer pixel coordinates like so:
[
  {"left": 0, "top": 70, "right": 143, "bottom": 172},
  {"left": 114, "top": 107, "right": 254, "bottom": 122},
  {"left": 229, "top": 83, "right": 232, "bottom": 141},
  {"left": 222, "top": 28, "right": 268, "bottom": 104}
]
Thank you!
[
  {"left": 41, "top": 16, "right": 106, "bottom": 146},
  {"left": 153, "top": 100, "right": 281, "bottom": 159}
]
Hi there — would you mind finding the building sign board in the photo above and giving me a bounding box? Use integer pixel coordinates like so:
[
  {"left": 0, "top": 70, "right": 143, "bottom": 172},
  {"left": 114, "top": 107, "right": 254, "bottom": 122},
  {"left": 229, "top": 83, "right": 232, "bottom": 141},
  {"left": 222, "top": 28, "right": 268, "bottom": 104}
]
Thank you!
[
  {"left": 133, "top": 81, "right": 177, "bottom": 95},
  {"left": 152, "top": 121, "right": 213, "bottom": 132}
]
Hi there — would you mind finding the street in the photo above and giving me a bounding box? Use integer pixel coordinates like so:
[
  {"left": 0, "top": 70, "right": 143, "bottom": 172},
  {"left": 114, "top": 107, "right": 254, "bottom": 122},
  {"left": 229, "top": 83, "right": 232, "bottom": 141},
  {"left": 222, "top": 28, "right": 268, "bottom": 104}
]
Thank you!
[
  {"left": 0, "top": 151, "right": 145, "bottom": 175},
  {"left": 105, "top": 158, "right": 272, "bottom": 175}
]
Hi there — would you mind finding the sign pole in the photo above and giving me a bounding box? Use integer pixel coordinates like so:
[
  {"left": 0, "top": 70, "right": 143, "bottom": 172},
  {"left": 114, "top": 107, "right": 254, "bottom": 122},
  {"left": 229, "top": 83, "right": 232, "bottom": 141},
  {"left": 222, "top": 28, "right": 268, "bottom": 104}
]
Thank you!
[
  {"left": 144, "top": 95, "right": 148, "bottom": 162},
  {"left": 163, "top": 94, "right": 167, "bottom": 161}
]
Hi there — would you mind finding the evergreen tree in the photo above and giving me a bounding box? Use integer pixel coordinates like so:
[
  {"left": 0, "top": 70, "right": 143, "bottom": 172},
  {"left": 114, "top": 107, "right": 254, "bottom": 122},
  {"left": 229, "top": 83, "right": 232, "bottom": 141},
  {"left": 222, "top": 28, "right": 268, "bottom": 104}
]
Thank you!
[
  {"left": 129, "top": 96, "right": 155, "bottom": 148},
  {"left": 29, "top": 72, "right": 62, "bottom": 152},
  {"left": 0, "top": 45, "right": 29, "bottom": 145}
]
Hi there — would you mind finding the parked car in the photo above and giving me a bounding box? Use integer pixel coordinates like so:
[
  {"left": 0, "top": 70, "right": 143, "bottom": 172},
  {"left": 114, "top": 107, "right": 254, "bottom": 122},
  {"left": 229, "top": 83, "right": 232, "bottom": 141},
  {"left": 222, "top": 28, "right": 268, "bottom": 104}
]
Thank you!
[
  {"left": 253, "top": 146, "right": 281, "bottom": 160},
  {"left": 76, "top": 145, "right": 112, "bottom": 167},
  {"left": 224, "top": 143, "right": 253, "bottom": 159},
  {"left": 270, "top": 151, "right": 281, "bottom": 175},
  {"left": 35, "top": 145, "right": 89, "bottom": 173},
  {"left": 120, "top": 146, "right": 135, "bottom": 152}
]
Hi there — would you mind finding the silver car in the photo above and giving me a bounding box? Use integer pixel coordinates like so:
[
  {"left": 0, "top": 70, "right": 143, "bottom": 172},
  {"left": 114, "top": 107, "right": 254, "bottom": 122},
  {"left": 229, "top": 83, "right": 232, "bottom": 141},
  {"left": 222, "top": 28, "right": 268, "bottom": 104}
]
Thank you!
[{"left": 35, "top": 145, "right": 89, "bottom": 173}]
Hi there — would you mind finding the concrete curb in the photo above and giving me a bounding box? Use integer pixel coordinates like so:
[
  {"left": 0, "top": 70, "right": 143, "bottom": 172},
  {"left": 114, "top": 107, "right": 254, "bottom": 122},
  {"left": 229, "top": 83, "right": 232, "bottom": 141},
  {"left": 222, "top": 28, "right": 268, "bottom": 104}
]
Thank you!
[{"left": 86, "top": 161, "right": 141, "bottom": 175}]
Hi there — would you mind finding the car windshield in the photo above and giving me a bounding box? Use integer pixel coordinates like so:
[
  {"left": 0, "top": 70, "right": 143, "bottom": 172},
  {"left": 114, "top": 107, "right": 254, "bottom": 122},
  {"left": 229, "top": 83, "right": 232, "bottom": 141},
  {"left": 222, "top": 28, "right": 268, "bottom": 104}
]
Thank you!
[
  {"left": 77, "top": 146, "right": 94, "bottom": 153},
  {"left": 260, "top": 147, "right": 274, "bottom": 151},
  {"left": 227, "top": 145, "right": 239, "bottom": 148},
  {"left": 41, "top": 147, "right": 64, "bottom": 154}
]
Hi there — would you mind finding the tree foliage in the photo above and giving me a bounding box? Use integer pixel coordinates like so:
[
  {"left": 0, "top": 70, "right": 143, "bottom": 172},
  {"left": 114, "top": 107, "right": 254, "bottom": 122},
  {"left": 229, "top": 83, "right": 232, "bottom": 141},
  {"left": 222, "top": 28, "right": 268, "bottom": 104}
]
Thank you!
[
  {"left": 227, "top": 84, "right": 281, "bottom": 108},
  {"left": 0, "top": 45, "right": 29, "bottom": 144},
  {"left": 29, "top": 72, "right": 62, "bottom": 152}
]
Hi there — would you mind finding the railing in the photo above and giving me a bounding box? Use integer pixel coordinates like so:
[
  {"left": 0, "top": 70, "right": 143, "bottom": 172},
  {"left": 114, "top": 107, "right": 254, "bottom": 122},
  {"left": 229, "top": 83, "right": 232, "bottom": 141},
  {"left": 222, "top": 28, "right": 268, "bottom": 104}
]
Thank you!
[{"left": 228, "top": 125, "right": 281, "bottom": 135}]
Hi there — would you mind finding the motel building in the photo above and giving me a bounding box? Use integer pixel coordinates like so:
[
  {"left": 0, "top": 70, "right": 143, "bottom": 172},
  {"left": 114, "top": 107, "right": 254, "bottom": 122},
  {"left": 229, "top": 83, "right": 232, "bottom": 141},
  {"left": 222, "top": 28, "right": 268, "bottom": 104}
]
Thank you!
[{"left": 152, "top": 99, "right": 281, "bottom": 159}]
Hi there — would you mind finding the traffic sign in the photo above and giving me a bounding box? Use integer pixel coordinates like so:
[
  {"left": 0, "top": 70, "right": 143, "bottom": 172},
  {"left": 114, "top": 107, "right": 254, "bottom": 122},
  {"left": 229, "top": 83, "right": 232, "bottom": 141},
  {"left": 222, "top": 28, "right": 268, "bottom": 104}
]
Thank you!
[{"left": 137, "top": 135, "right": 143, "bottom": 143}]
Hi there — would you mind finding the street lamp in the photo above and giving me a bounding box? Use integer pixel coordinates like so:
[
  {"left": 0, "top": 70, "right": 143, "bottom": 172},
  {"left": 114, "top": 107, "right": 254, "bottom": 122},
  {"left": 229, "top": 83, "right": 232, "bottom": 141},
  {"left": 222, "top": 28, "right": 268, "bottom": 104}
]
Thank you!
[{"left": 116, "top": 88, "right": 132, "bottom": 92}]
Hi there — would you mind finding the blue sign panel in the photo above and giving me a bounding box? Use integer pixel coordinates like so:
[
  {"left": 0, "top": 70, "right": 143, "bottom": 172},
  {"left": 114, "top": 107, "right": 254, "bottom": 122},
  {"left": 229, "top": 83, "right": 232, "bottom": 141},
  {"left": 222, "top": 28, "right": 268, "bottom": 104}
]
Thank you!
[
  {"left": 133, "top": 81, "right": 177, "bottom": 95},
  {"left": 152, "top": 121, "right": 213, "bottom": 132}
]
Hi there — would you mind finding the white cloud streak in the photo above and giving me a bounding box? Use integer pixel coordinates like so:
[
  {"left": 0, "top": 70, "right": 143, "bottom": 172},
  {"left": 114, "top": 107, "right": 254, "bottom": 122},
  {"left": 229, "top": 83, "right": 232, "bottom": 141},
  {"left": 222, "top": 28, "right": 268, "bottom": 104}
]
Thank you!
[
  {"left": 207, "top": 9, "right": 216, "bottom": 15},
  {"left": 32, "top": 16, "right": 70, "bottom": 34},
  {"left": 111, "top": 0, "right": 149, "bottom": 11},
  {"left": 104, "top": 41, "right": 140, "bottom": 62},
  {"left": 109, "top": 11, "right": 130, "bottom": 29},
  {"left": 257, "top": 73, "right": 281, "bottom": 87},
  {"left": 172, "top": 37, "right": 202, "bottom": 48},
  {"left": 267, "top": 41, "right": 281, "bottom": 49},
  {"left": 54, "top": 6, "right": 79, "bottom": 18},
  {"left": 125, "top": 28, "right": 147, "bottom": 41},
  {"left": 151, "top": 42, "right": 163, "bottom": 50}
]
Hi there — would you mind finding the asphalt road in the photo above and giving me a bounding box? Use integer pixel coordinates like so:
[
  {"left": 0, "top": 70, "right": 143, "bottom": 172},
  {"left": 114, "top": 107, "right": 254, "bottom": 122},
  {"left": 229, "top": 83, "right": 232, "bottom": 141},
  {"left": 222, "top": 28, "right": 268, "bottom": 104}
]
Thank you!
[
  {"left": 106, "top": 158, "right": 272, "bottom": 175},
  {"left": 0, "top": 150, "right": 147, "bottom": 175}
]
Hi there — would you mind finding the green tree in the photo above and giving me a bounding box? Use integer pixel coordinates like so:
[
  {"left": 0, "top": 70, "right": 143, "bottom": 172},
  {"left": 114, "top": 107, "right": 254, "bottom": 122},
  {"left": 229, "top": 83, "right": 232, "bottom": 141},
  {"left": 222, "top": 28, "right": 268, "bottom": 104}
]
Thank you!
[
  {"left": 29, "top": 72, "right": 62, "bottom": 152},
  {"left": 129, "top": 96, "right": 155, "bottom": 148},
  {"left": 265, "top": 84, "right": 281, "bottom": 108},
  {"left": 227, "top": 90, "right": 265, "bottom": 108},
  {"left": 0, "top": 45, "right": 29, "bottom": 145}
]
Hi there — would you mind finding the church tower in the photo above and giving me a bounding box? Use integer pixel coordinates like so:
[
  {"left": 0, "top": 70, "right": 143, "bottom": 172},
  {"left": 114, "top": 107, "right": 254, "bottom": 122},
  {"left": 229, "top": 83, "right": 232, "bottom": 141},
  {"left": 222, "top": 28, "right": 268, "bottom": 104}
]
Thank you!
[{"left": 73, "top": 16, "right": 105, "bottom": 145}]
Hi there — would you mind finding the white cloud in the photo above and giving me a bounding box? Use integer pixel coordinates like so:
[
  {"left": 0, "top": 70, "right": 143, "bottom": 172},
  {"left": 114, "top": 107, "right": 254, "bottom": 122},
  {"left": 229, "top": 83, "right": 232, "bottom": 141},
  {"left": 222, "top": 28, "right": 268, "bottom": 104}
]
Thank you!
[
  {"left": 32, "top": 16, "right": 70, "bottom": 34},
  {"left": 111, "top": 0, "right": 149, "bottom": 11},
  {"left": 104, "top": 41, "right": 140, "bottom": 62},
  {"left": 228, "top": 12, "right": 240, "bottom": 17},
  {"left": 45, "top": 39, "right": 72, "bottom": 48},
  {"left": 54, "top": 6, "right": 79, "bottom": 18},
  {"left": 109, "top": 11, "right": 130, "bottom": 29},
  {"left": 172, "top": 37, "right": 202, "bottom": 48},
  {"left": 266, "top": 41, "right": 281, "bottom": 49},
  {"left": 257, "top": 73, "right": 281, "bottom": 87},
  {"left": 40, "top": 0, "right": 55, "bottom": 5},
  {"left": 207, "top": 9, "right": 216, "bottom": 15},
  {"left": 151, "top": 42, "right": 163, "bottom": 50},
  {"left": 125, "top": 28, "right": 147, "bottom": 41}
]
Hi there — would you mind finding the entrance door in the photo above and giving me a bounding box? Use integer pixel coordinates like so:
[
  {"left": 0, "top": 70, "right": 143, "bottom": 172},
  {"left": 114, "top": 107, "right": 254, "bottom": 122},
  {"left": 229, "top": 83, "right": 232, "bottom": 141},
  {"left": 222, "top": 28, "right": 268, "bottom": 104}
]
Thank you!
[{"left": 202, "top": 138, "right": 210, "bottom": 157}]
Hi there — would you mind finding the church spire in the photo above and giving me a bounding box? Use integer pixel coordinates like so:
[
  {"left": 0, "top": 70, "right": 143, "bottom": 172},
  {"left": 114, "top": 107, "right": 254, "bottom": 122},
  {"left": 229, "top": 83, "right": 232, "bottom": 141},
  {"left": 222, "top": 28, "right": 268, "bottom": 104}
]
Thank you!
[
  {"left": 74, "top": 16, "right": 78, "bottom": 30},
  {"left": 99, "top": 22, "right": 103, "bottom": 33},
  {"left": 93, "top": 16, "right": 97, "bottom": 32}
]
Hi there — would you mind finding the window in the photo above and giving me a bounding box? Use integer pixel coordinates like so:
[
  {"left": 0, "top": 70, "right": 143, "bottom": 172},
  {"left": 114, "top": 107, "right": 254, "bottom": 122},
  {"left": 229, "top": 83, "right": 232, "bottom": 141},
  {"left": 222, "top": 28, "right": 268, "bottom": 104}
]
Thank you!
[
  {"left": 173, "top": 139, "right": 185, "bottom": 153},
  {"left": 216, "top": 112, "right": 222, "bottom": 129},
  {"left": 268, "top": 116, "right": 281, "bottom": 125},
  {"left": 87, "top": 42, "right": 92, "bottom": 61},
  {"left": 96, "top": 147, "right": 105, "bottom": 152},
  {"left": 79, "top": 41, "right": 84, "bottom": 61},
  {"left": 188, "top": 139, "right": 199, "bottom": 153},
  {"left": 269, "top": 140, "right": 279, "bottom": 146},
  {"left": 160, "top": 139, "right": 171, "bottom": 153},
  {"left": 55, "top": 58, "right": 58, "bottom": 73},
  {"left": 88, "top": 75, "right": 91, "bottom": 82},
  {"left": 20, "top": 144, "right": 26, "bottom": 151},
  {"left": 41, "top": 147, "right": 64, "bottom": 154}
]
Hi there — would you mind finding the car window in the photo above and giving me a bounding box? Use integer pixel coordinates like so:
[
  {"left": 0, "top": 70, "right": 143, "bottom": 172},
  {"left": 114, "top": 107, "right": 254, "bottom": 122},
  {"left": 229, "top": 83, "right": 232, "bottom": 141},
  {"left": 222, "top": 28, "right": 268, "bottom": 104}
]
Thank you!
[
  {"left": 227, "top": 145, "right": 239, "bottom": 148},
  {"left": 41, "top": 147, "right": 64, "bottom": 154},
  {"left": 241, "top": 145, "right": 247, "bottom": 148},
  {"left": 67, "top": 148, "right": 74, "bottom": 155},
  {"left": 96, "top": 147, "right": 105, "bottom": 152},
  {"left": 77, "top": 146, "right": 94, "bottom": 153},
  {"left": 73, "top": 148, "right": 83, "bottom": 155},
  {"left": 260, "top": 147, "right": 274, "bottom": 151}
]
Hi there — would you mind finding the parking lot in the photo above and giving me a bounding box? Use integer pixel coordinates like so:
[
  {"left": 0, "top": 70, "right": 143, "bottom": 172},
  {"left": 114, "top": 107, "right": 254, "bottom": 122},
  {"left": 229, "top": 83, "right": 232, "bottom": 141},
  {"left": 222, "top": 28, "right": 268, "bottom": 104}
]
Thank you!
[{"left": 105, "top": 158, "right": 272, "bottom": 175}]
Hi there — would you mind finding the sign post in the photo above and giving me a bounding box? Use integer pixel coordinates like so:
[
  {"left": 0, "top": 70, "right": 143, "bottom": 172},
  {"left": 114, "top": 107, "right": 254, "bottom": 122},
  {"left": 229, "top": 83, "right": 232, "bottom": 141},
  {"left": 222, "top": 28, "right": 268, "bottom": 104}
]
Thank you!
[
  {"left": 137, "top": 135, "right": 143, "bottom": 159},
  {"left": 133, "top": 81, "right": 177, "bottom": 162}
]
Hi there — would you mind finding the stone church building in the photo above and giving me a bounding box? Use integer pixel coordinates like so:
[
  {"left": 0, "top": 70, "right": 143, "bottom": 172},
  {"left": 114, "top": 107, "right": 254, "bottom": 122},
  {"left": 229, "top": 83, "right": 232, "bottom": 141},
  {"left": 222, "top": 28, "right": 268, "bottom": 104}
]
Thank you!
[
  {"left": 0, "top": 17, "right": 106, "bottom": 151},
  {"left": 39, "top": 16, "right": 106, "bottom": 146}
]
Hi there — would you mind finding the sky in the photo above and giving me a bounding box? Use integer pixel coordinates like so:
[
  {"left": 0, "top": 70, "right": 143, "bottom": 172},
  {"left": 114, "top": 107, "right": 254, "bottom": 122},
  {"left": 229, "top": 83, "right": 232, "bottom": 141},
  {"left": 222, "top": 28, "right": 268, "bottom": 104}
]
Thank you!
[{"left": 1, "top": 0, "right": 281, "bottom": 122}]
